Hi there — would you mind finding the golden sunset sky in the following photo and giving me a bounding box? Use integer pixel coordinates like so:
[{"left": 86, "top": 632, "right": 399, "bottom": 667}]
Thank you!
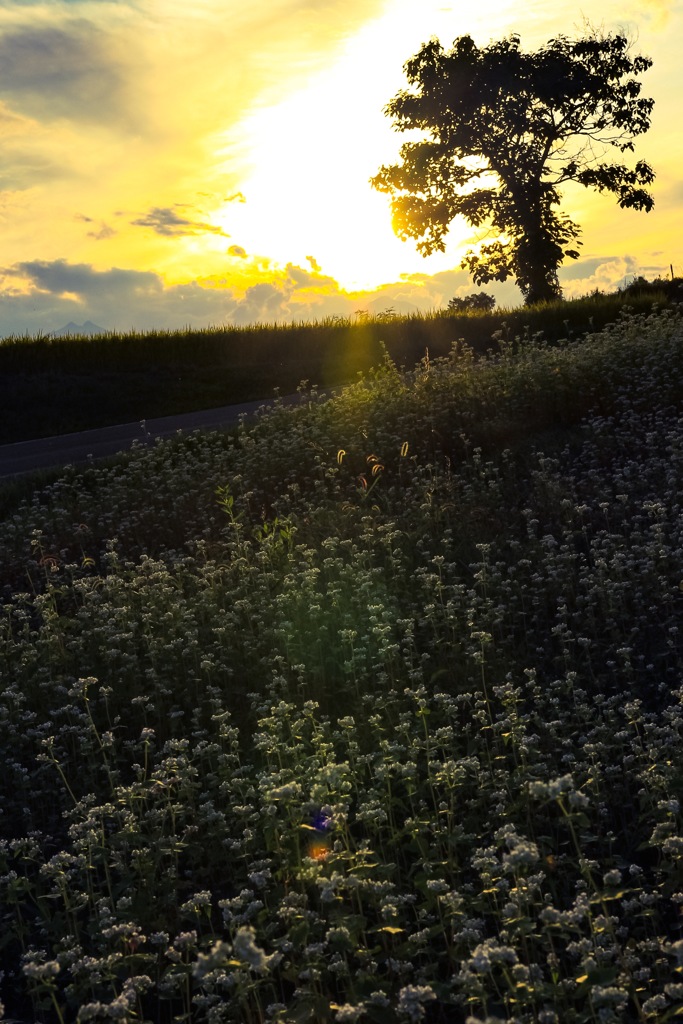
[{"left": 0, "top": 0, "right": 680, "bottom": 334}]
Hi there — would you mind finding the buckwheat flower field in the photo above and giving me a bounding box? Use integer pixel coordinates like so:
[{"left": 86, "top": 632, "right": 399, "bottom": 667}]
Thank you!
[{"left": 1, "top": 309, "right": 683, "bottom": 1023}]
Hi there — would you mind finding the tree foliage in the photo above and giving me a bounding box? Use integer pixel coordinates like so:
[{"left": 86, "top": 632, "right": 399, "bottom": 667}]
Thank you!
[
  {"left": 447, "top": 291, "right": 496, "bottom": 313},
  {"left": 371, "top": 31, "right": 655, "bottom": 304}
]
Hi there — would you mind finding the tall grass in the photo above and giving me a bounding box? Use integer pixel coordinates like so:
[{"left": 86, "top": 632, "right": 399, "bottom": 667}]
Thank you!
[
  {"left": 1, "top": 307, "right": 683, "bottom": 1022},
  {"left": 0, "top": 288, "right": 674, "bottom": 443}
]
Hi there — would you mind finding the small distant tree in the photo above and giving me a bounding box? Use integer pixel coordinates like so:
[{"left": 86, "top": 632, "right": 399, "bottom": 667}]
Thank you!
[
  {"left": 372, "top": 31, "right": 654, "bottom": 305},
  {"left": 620, "top": 275, "right": 683, "bottom": 302},
  {"left": 447, "top": 291, "right": 496, "bottom": 313}
]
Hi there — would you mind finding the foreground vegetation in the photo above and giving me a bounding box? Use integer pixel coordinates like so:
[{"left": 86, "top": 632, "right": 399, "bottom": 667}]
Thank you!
[
  {"left": 1, "top": 282, "right": 679, "bottom": 443},
  {"left": 1, "top": 306, "right": 683, "bottom": 1022}
]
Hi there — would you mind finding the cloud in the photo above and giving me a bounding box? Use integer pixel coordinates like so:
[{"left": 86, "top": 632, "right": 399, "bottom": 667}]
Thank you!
[
  {"left": 131, "top": 206, "right": 229, "bottom": 238},
  {"left": 0, "top": 150, "right": 64, "bottom": 190},
  {"left": 0, "top": 100, "right": 33, "bottom": 135},
  {"left": 359, "top": 268, "right": 518, "bottom": 313},
  {"left": 0, "top": 247, "right": 669, "bottom": 342},
  {"left": 222, "top": 261, "right": 504, "bottom": 326},
  {"left": 0, "top": 0, "right": 394, "bottom": 261},
  {"left": 632, "top": 0, "right": 675, "bottom": 28},
  {"left": 76, "top": 214, "right": 117, "bottom": 241},
  {"left": 0, "top": 258, "right": 237, "bottom": 335},
  {"left": 88, "top": 224, "right": 117, "bottom": 241},
  {"left": 0, "top": 256, "right": 358, "bottom": 334},
  {"left": 227, "top": 262, "right": 353, "bottom": 325},
  {"left": 285, "top": 263, "right": 339, "bottom": 290},
  {"left": 557, "top": 254, "right": 656, "bottom": 297},
  {"left": 0, "top": 22, "right": 135, "bottom": 126},
  {"left": 0, "top": 256, "right": 510, "bottom": 337},
  {"left": 557, "top": 256, "right": 622, "bottom": 282},
  {"left": 230, "top": 282, "right": 292, "bottom": 325},
  {"left": 0, "top": 99, "right": 68, "bottom": 189},
  {"left": 6, "top": 259, "right": 162, "bottom": 300},
  {"left": 0, "top": 0, "right": 676, "bottom": 334}
]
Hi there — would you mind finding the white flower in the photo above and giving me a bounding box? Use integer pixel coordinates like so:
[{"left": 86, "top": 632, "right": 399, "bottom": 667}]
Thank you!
[
  {"left": 333, "top": 1004, "right": 365, "bottom": 1022},
  {"left": 233, "top": 926, "right": 275, "bottom": 973},
  {"left": 193, "top": 940, "right": 232, "bottom": 981},
  {"left": 396, "top": 984, "right": 437, "bottom": 1022}
]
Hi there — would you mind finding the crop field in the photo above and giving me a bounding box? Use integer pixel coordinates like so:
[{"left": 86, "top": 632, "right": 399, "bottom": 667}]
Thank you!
[
  {"left": 1, "top": 307, "right": 683, "bottom": 1022},
  {"left": 0, "top": 286, "right": 672, "bottom": 444}
]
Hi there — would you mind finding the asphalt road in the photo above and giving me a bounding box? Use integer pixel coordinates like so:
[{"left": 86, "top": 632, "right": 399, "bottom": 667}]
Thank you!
[{"left": 0, "top": 394, "right": 306, "bottom": 480}]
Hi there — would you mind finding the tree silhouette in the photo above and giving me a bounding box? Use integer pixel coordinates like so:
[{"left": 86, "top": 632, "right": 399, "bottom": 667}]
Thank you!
[
  {"left": 371, "top": 31, "right": 654, "bottom": 305},
  {"left": 447, "top": 292, "right": 496, "bottom": 313}
]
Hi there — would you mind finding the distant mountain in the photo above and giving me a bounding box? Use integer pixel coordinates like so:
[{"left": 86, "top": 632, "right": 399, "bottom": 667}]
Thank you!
[{"left": 52, "top": 320, "right": 105, "bottom": 337}]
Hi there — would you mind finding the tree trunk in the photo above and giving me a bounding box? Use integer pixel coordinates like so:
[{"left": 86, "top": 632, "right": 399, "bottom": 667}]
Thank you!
[
  {"left": 520, "top": 222, "right": 563, "bottom": 306},
  {"left": 524, "top": 274, "right": 562, "bottom": 305}
]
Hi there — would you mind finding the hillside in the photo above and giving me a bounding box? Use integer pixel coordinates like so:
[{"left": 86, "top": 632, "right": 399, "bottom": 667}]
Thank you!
[
  {"left": 0, "top": 285, "right": 676, "bottom": 444},
  {"left": 1, "top": 307, "right": 683, "bottom": 1023}
]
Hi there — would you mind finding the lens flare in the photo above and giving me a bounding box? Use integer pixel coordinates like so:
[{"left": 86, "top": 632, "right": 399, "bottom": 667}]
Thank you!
[{"left": 308, "top": 840, "right": 331, "bottom": 862}]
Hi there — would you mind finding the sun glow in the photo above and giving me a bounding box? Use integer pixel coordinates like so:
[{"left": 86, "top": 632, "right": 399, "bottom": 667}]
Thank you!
[
  {"left": 211, "top": 6, "right": 481, "bottom": 291},
  {"left": 0, "top": 0, "right": 673, "bottom": 338},
  {"left": 123, "top": 0, "right": 679, "bottom": 311}
]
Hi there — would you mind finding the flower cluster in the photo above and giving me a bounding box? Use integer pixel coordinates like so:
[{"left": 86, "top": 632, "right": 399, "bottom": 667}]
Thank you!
[{"left": 1, "top": 309, "right": 683, "bottom": 1022}]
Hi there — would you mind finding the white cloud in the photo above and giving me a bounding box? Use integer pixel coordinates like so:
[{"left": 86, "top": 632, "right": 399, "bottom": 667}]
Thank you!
[{"left": 557, "top": 255, "right": 656, "bottom": 297}]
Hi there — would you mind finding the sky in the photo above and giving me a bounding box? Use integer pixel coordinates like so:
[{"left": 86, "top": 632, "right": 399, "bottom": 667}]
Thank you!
[{"left": 0, "top": 0, "right": 681, "bottom": 336}]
